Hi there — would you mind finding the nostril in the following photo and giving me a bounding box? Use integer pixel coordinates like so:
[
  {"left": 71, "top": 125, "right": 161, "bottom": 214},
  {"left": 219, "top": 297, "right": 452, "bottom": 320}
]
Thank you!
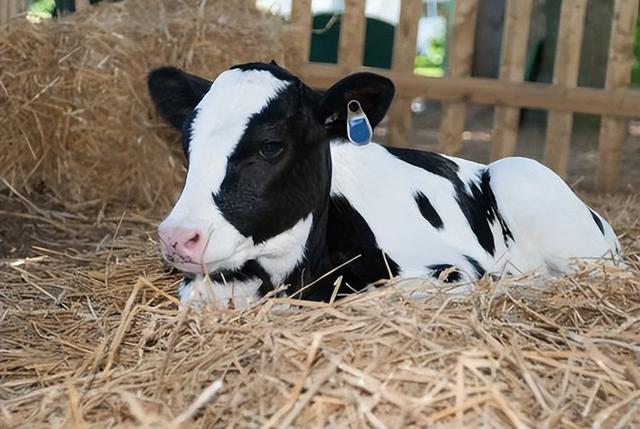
[
  {"left": 159, "top": 225, "right": 204, "bottom": 259},
  {"left": 183, "top": 232, "right": 200, "bottom": 249}
]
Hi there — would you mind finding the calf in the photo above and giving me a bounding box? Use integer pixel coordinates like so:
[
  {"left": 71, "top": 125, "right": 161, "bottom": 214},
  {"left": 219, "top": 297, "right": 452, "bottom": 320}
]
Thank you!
[{"left": 148, "top": 62, "right": 622, "bottom": 308}]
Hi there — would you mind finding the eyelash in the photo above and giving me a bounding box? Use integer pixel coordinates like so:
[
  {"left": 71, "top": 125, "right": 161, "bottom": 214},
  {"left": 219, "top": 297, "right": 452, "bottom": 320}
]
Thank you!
[{"left": 259, "top": 141, "right": 285, "bottom": 160}]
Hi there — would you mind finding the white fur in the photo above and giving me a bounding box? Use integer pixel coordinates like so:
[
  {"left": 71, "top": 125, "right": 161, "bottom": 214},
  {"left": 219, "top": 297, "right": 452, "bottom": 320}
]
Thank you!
[
  {"left": 179, "top": 276, "right": 262, "bottom": 309},
  {"left": 485, "top": 157, "right": 620, "bottom": 272},
  {"left": 256, "top": 215, "right": 314, "bottom": 285}
]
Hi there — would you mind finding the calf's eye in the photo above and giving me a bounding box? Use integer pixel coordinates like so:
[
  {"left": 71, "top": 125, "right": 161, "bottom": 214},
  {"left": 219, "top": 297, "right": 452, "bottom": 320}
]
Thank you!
[{"left": 259, "top": 141, "right": 285, "bottom": 160}]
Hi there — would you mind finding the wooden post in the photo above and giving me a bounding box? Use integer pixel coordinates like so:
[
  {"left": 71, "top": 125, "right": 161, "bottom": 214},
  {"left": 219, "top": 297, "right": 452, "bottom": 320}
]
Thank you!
[
  {"left": 289, "top": 0, "right": 313, "bottom": 68},
  {"left": 387, "top": 0, "right": 422, "bottom": 148},
  {"left": 8, "top": 0, "right": 21, "bottom": 19},
  {"left": 491, "top": 0, "right": 533, "bottom": 160},
  {"left": 8, "top": 0, "right": 17, "bottom": 18},
  {"left": 75, "top": 0, "right": 92, "bottom": 12},
  {"left": 438, "top": 0, "right": 478, "bottom": 155},
  {"left": 543, "top": 0, "right": 587, "bottom": 177},
  {"left": 598, "top": 0, "right": 639, "bottom": 191},
  {"left": 338, "top": 0, "right": 366, "bottom": 71},
  {"left": 0, "top": 1, "right": 9, "bottom": 27}
]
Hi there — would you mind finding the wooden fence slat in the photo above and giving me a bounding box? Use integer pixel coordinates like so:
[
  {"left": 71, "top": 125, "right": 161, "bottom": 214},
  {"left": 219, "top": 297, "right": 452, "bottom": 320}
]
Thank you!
[
  {"left": 289, "top": 0, "right": 313, "bottom": 68},
  {"left": 491, "top": 0, "right": 533, "bottom": 160},
  {"left": 387, "top": 0, "right": 422, "bottom": 148},
  {"left": 300, "top": 63, "right": 640, "bottom": 118},
  {"left": 438, "top": 0, "right": 479, "bottom": 155},
  {"left": 543, "top": 0, "right": 587, "bottom": 177},
  {"left": 598, "top": 0, "right": 639, "bottom": 191},
  {"left": 9, "top": 0, "right": 27, "bottom": 17},
  {"left": 8, "top": 0, "right": 18, "bottom": 18},
  {"left": 338, "top": 0, "right": 366, "bottom": 71},
  {"left": 0, "top": 1, "right": 9, "bottom": 27},
  {"left": 75, "top": 0, "right": 92, "bottom": 12}
]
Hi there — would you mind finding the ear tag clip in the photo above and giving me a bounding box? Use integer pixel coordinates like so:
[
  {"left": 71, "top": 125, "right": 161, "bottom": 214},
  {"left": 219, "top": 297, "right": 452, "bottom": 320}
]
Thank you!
[{"left": 346, "top": 100, "right": 372, "bottom": 146}]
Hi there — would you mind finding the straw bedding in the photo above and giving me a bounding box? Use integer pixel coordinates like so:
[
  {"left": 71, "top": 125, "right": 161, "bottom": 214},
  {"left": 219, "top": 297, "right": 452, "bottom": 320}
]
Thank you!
[
  {"left": 1, "top": 191, "right": 639, "bottom": 428},
  {"left": 1, "top": 1, "right": 640, "bottom": 428}
]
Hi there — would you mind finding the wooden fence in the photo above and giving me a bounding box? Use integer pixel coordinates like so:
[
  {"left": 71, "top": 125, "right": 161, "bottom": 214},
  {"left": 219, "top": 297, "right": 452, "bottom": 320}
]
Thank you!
[
  {"left": 2, "top": 0, "right": 638, "bottom": 190},
  {"left": 291, "top": 0, "right": 640, "bottom": 191}
]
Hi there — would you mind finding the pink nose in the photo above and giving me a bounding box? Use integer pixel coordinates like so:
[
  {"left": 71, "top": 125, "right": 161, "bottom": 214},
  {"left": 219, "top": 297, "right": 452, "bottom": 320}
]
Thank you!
[{"left": 158, "top": 225, "right": 203, "bottom": 262}]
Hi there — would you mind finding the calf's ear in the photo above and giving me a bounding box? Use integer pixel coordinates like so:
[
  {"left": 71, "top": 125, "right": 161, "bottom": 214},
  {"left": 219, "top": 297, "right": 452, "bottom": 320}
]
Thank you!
[
  {"left": 147, "top": 67, "right": 212, "bottom": 129},
  {"left": 315, "top": 72, "right": 395, "bottom": 140}
]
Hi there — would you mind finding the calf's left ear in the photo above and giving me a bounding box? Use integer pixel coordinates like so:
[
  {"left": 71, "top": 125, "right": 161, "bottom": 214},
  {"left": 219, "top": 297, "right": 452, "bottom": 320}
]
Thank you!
[
  {"left": 148, "top": 67, "right": 212, "bottom": 129},
  {"left": 316, "top": 72, "right": 395, "bottom": 140}
]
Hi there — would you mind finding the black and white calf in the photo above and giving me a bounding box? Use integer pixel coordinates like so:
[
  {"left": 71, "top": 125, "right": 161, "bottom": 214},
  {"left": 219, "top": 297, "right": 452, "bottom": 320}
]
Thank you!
[{"left": 148, "top": 62, "right": 622, "bottom": 308}]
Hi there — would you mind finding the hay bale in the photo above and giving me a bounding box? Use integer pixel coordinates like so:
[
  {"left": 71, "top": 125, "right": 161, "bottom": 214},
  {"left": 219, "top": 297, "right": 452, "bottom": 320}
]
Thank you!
[{"left": 0, "top": 0, "right": 294, "bottom": 210}]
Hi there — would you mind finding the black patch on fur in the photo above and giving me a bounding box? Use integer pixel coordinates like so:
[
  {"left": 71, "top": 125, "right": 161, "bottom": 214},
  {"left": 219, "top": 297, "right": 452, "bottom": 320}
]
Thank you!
[
  {"left": 180, "top": 109, "right": 199, "bottom": 157},
  {"left": 213, "top": 81, "right": 329, "bottom": 244},
  {"left": 428, "top": 264, "right": 462, "bottom": 282},
  {"left": 206, "top": 259, "right": 275, "bottom": 297},
  {"left": 387, "top": 145, "right": 514, "bottom": 256},
  {"left": 302, "top": 194, "right": 400, "bottom": 300},
  {"left": 414, "top": 191, "right": 444, "bottom": 229},
  {"left": 464, "top": 255, "right": 486, "bottom": 279},
  {"left": 389, "top": 148, "right": 499, "bottom": 254},
  {"left": 478, "top": 170, "right": 514, "bottom": 244},
  {"left": 458, "top": 170, "right": 514, "bottom": 255},
  {"left": 589, "top": 208, "right": 605, "bottom": 236},
  {"left": 279, "top": 196, "right": 401, "bottom": 303},
  {"left": 457, "top": 180, "right": 497, "bottom": 255},
  {"left": 386, "top": 147, "right": 461, "bottom": 182}
]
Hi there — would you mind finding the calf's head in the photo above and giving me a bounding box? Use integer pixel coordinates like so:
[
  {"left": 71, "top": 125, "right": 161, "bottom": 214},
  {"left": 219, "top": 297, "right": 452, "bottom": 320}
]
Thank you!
[{"left": 148, "top": 62, "right": 393, "bottom": 277}]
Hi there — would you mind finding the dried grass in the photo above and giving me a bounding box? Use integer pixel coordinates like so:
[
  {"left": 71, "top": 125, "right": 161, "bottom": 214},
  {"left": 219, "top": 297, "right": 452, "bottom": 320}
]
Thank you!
[
  {"left": 0, "top": 0, "right": 291, "bottom": 209},
  {"left": 1, "top": 191, "right": 639, "bottom": 428},
  {"left": 2, "top": 1, "right": 640, "bottom": 427}
]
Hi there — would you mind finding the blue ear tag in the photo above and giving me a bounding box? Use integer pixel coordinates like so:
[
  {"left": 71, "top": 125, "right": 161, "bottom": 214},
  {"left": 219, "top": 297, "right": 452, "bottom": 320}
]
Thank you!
[{"left": 346, "top": 100, "right": 372, "bottom": 146}]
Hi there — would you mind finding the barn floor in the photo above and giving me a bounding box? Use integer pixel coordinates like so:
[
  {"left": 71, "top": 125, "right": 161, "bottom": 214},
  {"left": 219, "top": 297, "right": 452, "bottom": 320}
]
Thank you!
[{"left": 1, "top": 190, "right": 639, "bottom": 428}]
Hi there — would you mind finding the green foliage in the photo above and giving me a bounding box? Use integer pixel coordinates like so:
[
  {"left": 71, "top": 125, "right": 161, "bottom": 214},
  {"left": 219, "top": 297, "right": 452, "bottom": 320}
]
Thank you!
[
  {"left": 414, "top": 31, "right": 445, "bottom": 77},
  {"left": 632, "top": 23, "right": 640, "bottom": 86},
  {"left": 28, "top": 0, "right": 55, "bottom": 21},
  {"left": 415, "top": 36, "right": 445, "bottom": 69}
]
